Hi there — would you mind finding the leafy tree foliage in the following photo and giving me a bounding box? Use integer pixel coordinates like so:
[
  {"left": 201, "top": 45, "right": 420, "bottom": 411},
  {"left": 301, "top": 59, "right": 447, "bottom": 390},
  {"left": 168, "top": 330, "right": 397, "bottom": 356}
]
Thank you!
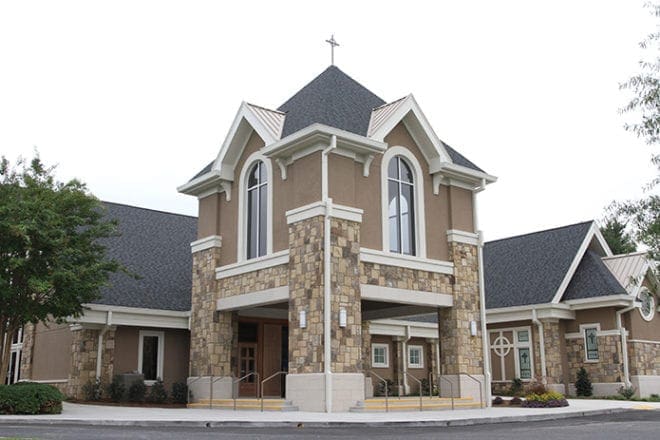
[
  {"left": 0, "top": 155, "right": 121, "bottom": 384},
  {"left": 600, "top": 217, "right": 637, "bottom": 255}
]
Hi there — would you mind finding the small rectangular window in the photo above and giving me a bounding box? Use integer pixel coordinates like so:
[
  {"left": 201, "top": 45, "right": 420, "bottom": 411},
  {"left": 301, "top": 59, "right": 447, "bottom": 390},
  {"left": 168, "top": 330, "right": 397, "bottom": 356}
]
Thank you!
[
  {"left": 518, "top": 348, "right": 531, "bottom": 379},
  {"left": 408, "top": 345, "right": 424, "bottom": 369},
  {"left": 517, "top": 330, "right": 529, "bottom": 343},
  {"left": 584, "top": 327, "right": 599, "bottom": 361},
  {"left": 372, "top": 344, "right": 389, "bottom": 368}
]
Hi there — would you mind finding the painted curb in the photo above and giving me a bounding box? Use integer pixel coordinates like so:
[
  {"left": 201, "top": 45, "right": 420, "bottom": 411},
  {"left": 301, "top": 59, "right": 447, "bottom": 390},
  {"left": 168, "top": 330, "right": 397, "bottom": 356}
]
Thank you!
[{"left": 0, "top": 407, "right": 635, "bottom": 429}]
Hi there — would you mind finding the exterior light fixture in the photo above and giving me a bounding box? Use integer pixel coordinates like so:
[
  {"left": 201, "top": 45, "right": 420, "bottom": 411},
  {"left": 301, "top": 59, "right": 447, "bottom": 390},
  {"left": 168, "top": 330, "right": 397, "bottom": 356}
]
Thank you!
[
  {"left": 470, "top": 320, "right": 477, "bottom": 336},
  {"left": 299, "top": 310, "right": 307, "bottom": 329},
  {"left": 339, "top": 308, "right": 347, "bottom": 328}
]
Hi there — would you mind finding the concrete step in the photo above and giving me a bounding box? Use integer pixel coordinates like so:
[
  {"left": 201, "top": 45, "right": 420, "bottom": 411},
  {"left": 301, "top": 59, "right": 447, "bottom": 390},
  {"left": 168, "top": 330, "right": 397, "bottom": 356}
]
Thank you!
[
  {"left": 350, "top": 396, "right": 482, "bottom": 412},
  {"left": 187, "top": 398, "right": 298, "bottom": 411}
]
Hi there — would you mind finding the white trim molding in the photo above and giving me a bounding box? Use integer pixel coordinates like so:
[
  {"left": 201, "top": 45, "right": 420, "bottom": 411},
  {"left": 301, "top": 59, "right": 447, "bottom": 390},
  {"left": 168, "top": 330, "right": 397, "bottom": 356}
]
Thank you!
[
  {"left": 72, "top": 304, "right": 190, "bottom": 329},
  {"left": 237, "top": 151, "right": 274, "bottom": 262},
  {"left": 628, "top": 339, "right": 660, "bottom": 345},
  {"left": 487, "top": 303, "right": 574, "bottom": 324},
  {"left": 360, "top": 284, "right": 453, "bottom": 308},
  {"left": 216, "top": 249, "right": 289, "bottom": 280},
  {"left": 369, "top": 319, "right": 439, "bottom": 339},
  {"left": 217, "top": 286, "right": 289, "bottom": 311},
  {"left": 380, "top": 146, "right": 427, "bottom": 258},
  {"left": 138, "top": 330, "right": 165, "bottom": 385},
  {"left": 190, "top": 235, "right": 222, "bottom": 253},
  {"left": 360, "top": 248, "right": 453, "bottom": 275},
  {"left": 446, "top": 229, "right": 479, "bottom": 246},
  {"left": 286, "top": 201, "right": 363, "bottom": 225},
  {"left": 29, "top": 379, "right": 69, "bottom": 384}
]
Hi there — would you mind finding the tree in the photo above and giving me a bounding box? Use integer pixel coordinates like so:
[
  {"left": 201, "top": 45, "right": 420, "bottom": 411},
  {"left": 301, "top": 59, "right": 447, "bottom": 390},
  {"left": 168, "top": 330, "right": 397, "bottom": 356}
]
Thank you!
[
  {"left": 600, "top": 217, "right": 637, "bottom": 255},
  {"left": 575, "top": 367, "right": 593, "bottom": 397},
  {"left": 0, "top": 155, "right": 121, "bottom": 384}
]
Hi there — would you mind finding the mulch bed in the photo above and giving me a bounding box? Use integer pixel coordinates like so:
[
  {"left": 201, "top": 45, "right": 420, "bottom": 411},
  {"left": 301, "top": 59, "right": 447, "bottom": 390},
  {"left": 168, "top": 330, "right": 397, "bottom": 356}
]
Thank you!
[{"left": 67, "top": 399, "right": 187, "bottom": 408}]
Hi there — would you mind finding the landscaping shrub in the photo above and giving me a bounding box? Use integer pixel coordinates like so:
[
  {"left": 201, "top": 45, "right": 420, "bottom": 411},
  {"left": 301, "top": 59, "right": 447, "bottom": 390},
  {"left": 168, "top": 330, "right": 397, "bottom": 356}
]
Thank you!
[
  {"left": 82, "top": 378, "right": 102, "bottom": 401},
  {"left": 492, "top": 396, "right": 504, "bottom": 405},
  {"left": 510, "top": 396, "right": 523, "bottom": 406},
  {"left": 575, "top": 367, "right": 593, "bottom": 397},
  {"left": 146, "top": 379, "right": 168, "bottom": 404},
  {"left": 524, "top": 377, "right": 548, "bottom": 395},
  {"left": 171, "top": 382, "right": 188, "bottom": 404},
  {"left": 0, "top": 383, "right": 64, "bottom": 415},
  {"left": 509, "top": 378, "right": 523, "bottom": 397},
  {"left": 522, "top": 391, "right": 568, "bottom": 408},
  {"left": 618, "top": 385, "right": 636, "bottom": 400},
  {"left": 374, "top": 379, "right": 398, "bottom": 397},
  {"left": 128, "top": 379, "right": 146, "bottom": 402},
  {"left": 107, "top": 375, "right": 126, "bottom": 402}
]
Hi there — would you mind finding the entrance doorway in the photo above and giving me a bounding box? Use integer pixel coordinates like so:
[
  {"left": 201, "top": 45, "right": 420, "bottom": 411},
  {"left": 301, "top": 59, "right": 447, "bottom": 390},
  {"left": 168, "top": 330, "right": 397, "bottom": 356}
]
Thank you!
[{"left": 237, "top": 319, "right": 288, "bottom": 398}]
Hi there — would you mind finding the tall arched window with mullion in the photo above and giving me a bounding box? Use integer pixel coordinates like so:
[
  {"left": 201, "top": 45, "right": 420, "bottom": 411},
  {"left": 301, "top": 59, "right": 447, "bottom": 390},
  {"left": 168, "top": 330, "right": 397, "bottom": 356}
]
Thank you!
[
  {"left": 246, "top": 161, "right": 267, "bottom": 259},
  {"left": 388, "top": 156, "right": 416, "bottom": 255}
]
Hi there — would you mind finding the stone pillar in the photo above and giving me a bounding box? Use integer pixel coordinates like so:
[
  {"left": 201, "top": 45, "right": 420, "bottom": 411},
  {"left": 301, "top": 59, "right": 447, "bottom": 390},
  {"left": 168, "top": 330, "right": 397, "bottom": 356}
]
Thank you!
[
  {"left": 394, "top": 336, "right": 405, "bottom": 395},
  {"left": 439, "top": 240, "right": 484, "bottom": 398},
  {"left": 541, "top": 319, "right": 567, "bottom": 393},
  {"left": 188, "top": 238, "right": 234, "bottom": 401},
  {"left": 18, "top": 323, "right": 36, "bottom": 381},
  {"left": 286, "top": 214, "right": 364, "bottom": 412},
  {"left": 426, "top": 337, "right": 439, "bottom": 395},
  {"left": 67, "top": 327, "right": 98, "bottom": 399},
  {"left": 362, "top": 321, "right": 373, "bottom": 397}
]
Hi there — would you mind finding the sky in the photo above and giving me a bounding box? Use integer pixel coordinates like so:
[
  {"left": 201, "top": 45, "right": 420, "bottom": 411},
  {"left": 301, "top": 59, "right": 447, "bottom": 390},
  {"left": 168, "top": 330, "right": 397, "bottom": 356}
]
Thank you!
[{"left": 1, "top": 0, "right": 658, "bottom": 241}]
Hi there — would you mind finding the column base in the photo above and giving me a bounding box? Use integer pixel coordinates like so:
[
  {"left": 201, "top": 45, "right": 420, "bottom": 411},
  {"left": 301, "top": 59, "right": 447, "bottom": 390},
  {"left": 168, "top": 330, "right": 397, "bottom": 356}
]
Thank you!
[
  {"left": 187, "top": 376, "right": 234, "bottom": 402},
  {"left": 630, "top": 376, "right": 660, "bottom": 398},
  {"left": 286, "top": 373, "right": 365, "bottom": 412},
  {"left": 439, "top": 374, "right": 485, "bottom": 401}
]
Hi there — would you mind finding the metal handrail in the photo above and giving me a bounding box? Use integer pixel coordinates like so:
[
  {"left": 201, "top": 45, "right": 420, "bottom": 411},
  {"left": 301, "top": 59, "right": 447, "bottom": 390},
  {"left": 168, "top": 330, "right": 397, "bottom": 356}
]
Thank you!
[
  {"left": 186, "top": 376, "right": 203, "bottom": 405},
  {"left": 439, "top": 375, "right": 455, "bottom": 410},
  {"left": 462, "top": 373, "right": 484, "bottom": 408},
  {"left": 232, "top": 372, "right": 260, "bottom": 411},
  {"left": 260, "top": 371, "right": 287, "bottom": 412},
  {"left": 404, "top": 372, "right": 423, "bottom": 411},
  {"left": 209, "top": 375, "right": 227, "bottom": 409},
  {"left": 366, "top": 370, "right": 389, "bottom": 412}
]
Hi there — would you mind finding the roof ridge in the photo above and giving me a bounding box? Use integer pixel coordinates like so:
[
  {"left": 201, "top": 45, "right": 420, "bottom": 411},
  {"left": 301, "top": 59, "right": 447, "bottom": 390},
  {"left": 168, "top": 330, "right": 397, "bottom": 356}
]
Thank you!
[
  {"left": 602, "top": 251, "right": 648, "bottom": 260},
  {"left": 246, "top": 102, "right": 286, "bottom": 115},
  {"left": 372, "top": 95, "right": 408, "bottom": 111},
  {"left": 102, "top": 200, "right": 197, "bottom": 219},
  {"left": 486, "top": 220, "right": 594, "bottom": 245}
]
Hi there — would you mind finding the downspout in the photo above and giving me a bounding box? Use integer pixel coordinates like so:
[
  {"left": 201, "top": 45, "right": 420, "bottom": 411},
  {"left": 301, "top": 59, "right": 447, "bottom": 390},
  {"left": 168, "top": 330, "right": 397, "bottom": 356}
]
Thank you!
[
  {"left": 532, "top": 309, "right": 547, "bottom": 382},
  {"left": 616, "top": 301, "right": 636, "bottom": 387},
  {"left": 322, "top": 135, "right": 336, "bottom": 412},
  {"left": 96, "top": 311, "right": 112, "bottom": 380},
  {"left": 402, "top": 325, "right": 411, "bottom": 395},
  {"left": 473, "top": 178, "right": 492, "bottom": 406}
]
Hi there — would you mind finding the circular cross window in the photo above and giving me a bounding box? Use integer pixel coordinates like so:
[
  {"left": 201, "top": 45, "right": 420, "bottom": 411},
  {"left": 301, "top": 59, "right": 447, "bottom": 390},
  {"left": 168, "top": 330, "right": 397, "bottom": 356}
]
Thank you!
[
  {"left": 639, "top": 289, "right": 656, "bottom": 322},
  {"left": 492, "top": 335, "right": 512, "bottom": 358}
]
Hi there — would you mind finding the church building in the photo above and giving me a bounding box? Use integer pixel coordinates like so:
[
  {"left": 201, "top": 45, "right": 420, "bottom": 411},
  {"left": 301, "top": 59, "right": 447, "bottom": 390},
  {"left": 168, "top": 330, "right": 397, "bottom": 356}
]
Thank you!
[{"left": 178, "top": 65, "right": 496, "bottom": 411}]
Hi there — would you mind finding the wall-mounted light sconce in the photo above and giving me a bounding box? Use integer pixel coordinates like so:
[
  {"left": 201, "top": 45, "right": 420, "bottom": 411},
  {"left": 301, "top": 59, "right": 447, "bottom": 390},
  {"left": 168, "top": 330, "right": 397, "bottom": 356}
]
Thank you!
[
  {"left": 299, "top": 310, "right": 307, "bottom": 329},
  {"left": 339, "top": 308, "right": 347, "bottom": 328},
  {"left": 470, "top": 320, "right": 477, "bottom": 336}
]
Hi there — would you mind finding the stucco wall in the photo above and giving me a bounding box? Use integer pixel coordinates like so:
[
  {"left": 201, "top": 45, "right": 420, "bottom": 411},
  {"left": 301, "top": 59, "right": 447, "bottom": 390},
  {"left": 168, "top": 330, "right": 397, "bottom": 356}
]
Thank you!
[
  {"left": 565, "top": 308, "right": 617, "bottom": 333},
  {"left": 31, "top": 321, "right": 72, "bottom": 381}
]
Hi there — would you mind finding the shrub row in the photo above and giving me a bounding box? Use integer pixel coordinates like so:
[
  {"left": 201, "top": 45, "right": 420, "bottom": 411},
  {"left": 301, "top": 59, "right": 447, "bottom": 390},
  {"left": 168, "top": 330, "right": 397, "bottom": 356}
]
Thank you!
[
  {"left": 0, "top": 382, "right": 64, "bottom": 415},
  {"left": 522, "top": 391, "right": 569, "bottom": 408},
  {"left": 84, "top": 376, "right": 188, "bottom": 404}
]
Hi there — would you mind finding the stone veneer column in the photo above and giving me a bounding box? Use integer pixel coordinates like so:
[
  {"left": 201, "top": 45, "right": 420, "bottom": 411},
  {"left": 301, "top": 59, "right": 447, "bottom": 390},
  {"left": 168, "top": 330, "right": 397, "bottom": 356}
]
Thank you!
[
  {"left": 188, "top": 239, "right": 234, "bottom": 401},
  {"left": 439, "top": 240, "right": 484, "bottom": 398},
  {"left": 541, "top": 319, "right": 567, "bottom": 393},
  {"left": 286, "top": 215, "right": 364, "bottom": 412},
  {"left": 18, "top": 323, "right": 36, "bottom": 381},
  {"left": 66, "top": 326, "right": 115, "bottom": 399}
]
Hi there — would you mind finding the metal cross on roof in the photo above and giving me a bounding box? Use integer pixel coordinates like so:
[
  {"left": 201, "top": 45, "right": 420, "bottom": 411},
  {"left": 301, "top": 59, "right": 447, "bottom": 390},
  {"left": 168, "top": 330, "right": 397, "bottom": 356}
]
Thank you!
[{"left": 325, "top": 34, "right": 339, "bottom": 65}]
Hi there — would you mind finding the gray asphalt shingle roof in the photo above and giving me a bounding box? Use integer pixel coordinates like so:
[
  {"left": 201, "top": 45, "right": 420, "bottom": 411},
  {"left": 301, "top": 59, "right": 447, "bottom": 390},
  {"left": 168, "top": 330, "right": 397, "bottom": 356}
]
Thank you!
[
  {"left": 188, "top": 66, "right": 485, "bottom": 181},
  {"left": 563, "top": 250, "right": 627, "bottom": 300},
  {"left": 93, "top": 202, "right": 196, "bottom": 311},
  {"left": 484, "top": 221, "right": 593, "bottom": 309}
]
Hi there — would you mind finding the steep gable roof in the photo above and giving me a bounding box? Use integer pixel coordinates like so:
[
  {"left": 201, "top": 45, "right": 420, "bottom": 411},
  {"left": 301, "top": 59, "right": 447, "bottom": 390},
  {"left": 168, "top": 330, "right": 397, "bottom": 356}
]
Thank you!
[
  {"left": 484, "top": 221, "right": 593, "bottom": 309},
  {"left": 278, "top": 65, "right": 386, "bottom": 137},
  {"left": 563, "top": 250, "right": 627, "bottom": 300},
  {"left": 93, "top": 202, "right": 197, "bottom": 311},
  {"left": 602, "top": 252, "right": 655, "bottom": 295}
]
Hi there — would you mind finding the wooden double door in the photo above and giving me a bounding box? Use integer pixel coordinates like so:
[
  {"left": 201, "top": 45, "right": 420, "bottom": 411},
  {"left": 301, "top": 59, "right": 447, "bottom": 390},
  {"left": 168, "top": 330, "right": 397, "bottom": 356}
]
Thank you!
[{"left": 237, "top": 319, "right": 288, "bottom": 398}]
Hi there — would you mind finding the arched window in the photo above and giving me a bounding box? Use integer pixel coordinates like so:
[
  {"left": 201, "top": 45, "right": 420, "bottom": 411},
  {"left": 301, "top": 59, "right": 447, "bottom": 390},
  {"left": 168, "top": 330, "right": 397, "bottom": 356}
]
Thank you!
[
  {"left": 246, "top": 160, "right": 267, "bottom": 259},
  {"left": 388, "top": 156, "right": 416, "bottom": 255}
]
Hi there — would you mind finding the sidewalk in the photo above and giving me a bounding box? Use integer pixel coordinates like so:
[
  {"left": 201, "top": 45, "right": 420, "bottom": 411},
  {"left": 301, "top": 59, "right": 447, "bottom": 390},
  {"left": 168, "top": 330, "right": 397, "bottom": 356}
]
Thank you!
[{"left": 0, "top": 399, "right": 658, "bottom": 428}]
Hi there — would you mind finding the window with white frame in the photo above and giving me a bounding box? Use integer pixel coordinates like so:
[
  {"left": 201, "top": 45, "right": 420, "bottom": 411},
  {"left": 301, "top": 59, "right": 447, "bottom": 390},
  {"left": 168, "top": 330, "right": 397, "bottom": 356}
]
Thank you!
[
  {"left": 387, "top": 156, "right": 416, "bottom": 256},
  {"left": 246, "top": 160, "right": 268, "bottom": 260},
  {"left": 4, "top": 327, "right": 23, "bottom": 385},
  {"left": 639, "top": 288, "right": 656, "bottom": 322},
  {"left": 584, "top": 326, "right": 599, "bottom": 361},
  {"left": 489, "top": 327, "right": 533, "bottom": 381},
  {"left": 407, "top": 345, "right": 424, "bottom": 369},
  {"left": 138, "top": 330, "right": 164, "bottom": 383},
  {"left": 372, "top": 343, "right": 389, "bottom": 368}
]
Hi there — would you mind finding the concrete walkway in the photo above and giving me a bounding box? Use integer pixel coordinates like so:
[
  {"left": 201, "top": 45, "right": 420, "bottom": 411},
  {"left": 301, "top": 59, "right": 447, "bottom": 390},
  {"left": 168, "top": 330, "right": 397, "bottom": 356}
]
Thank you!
[{"left": 0, "top": 400, "right": 658, "bottom": 428}]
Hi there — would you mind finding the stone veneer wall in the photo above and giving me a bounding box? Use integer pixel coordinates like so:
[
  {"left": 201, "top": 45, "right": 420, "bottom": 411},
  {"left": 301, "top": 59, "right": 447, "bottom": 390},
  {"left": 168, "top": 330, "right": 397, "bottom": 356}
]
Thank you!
[
  {"left": 67, "top": 327, "right": 116, "bottom": 399},
  {"left": 360, "top": 264, "right": 453, "bottom": 294},
  {"left": 628, "top": 341, "right": 660, "bottom": 376},
  {"left": 361, "top": 321, "right": 371, "bottom": 371},
  {"left": 190, "top": 246, "right": 233, "bottom": 377},
  {"left": 18, "top": 323, "right": 35, "bottom": 380},
  {"left": 439, "top": 242, "right": 483, "bottom": 376},
  {"left": 566, "top": 334, "right": 623, "bottom": 383},
  {"left": 542, "top": 320, "right": 567, "bottom": 386},
  {"left": 329, "top": 218, "right": 362, "bottom": 372},
  {"left": 288, "top": 215, "right": 325, "bottom": 374}
]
